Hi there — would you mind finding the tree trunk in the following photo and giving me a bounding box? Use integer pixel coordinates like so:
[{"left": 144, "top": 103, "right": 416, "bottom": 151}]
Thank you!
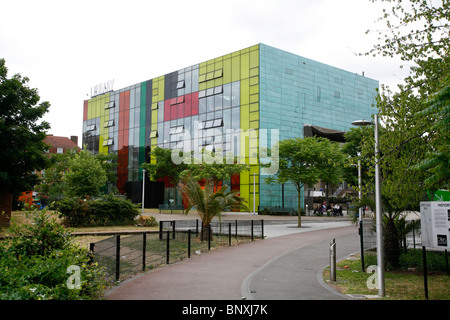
[
  {"left": 297, "top": 186, "right": 302, "bottom": 228},
  {"left": 384, "top": 218, "right": 400, "bottom": 269},
  {"left": 201, "top": 222, "right": 213, "bottom": 242},
  {"left": 0, "top": 187, "right": 12, "bottom": 228}
]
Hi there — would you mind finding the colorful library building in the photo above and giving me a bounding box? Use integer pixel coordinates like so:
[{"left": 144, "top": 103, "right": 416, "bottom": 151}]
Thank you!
[{"left": 82, "top": 43, "right": 379, "bottom": 212}]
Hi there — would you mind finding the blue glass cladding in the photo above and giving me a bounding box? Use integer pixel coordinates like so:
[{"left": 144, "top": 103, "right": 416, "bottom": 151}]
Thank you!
[{"left": 258, "top": 43, "right": 379, "bottom": 209}]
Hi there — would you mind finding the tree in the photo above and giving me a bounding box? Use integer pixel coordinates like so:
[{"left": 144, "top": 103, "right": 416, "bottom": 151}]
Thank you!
[
  {"left": 177, "top": 174, "right": 248, "bottom": 240},
  {"left": 37, "top": 149, "right": 117, "bottom": 203},
  {"left": 361, "top": 0, "right": 449, "bottom": 209},
  {"left": 181, "top": 151, "right": 250, "bottom": 190},
  {"left": 63, "top": 149, "right": 107, "bottom": 198},
  {"left": 317, "top": 138, "right": 346, "bottom": 205},
  {"left": 141, "top": 147, "right": 188, "bottom": 203},
  {"left": 36, "top": 148, "right": 78, "bottom": 203},
  {"left": 265, "top": 137, "right": 343, "bottom": 227},
  {"left": 0, "top": 58, "right": 50, "bottom": 227}
]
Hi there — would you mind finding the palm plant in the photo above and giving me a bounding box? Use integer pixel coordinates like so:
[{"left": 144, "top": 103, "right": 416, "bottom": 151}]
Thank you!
[{"left": 177, "top": 173, "right": 249, "bottom": 240}]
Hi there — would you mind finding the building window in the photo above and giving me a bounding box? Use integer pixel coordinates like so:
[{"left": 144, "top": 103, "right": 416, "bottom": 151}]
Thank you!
[
  {"left": 103, "top": 139, "right": 114, "bottom": 146},
  {"left": 86, "top": 124, "right": 96, "bottom": 131},
  {"left": 150, "top": 131, "right": 158, "bottom": 138},
  {"left": 176, "top": 80, "right": 185, "bottom": 89},
  {"left": 334, "top": 91, "right": 340, "bottom": 98},
  {"left": 199, "top": 69, "right": 223, "bottom": 83},
  {"left": 104, "top": 101, "right": 115, "bottom": 109},
  {"left": 104, "top": 120, "right": 114, "bottom": 128},
  {"left": 57, "top": 148, "right": 63, "bottom": 154}
]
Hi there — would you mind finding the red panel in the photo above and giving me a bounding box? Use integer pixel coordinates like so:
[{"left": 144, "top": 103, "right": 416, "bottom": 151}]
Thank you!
[
  {"left": 118, "top": 91, "right": 130, "bottom": 194},
  {"left": 83, "top": 100, "right": 88, "bottom": 121},
  {"left": 177, "top": 103, "right": 184, "bottom": 119},
  {"left": 164, "top": 92, "right": 199, "bottom": 121},
  {"left": 164, "top": 99, "right": 171, "bottom": 121},
  {"left": 191, "top": 92, "right": 199, "bottom": 116},
  {"left": 184, "top": 94, "right": 192, "bottom": 117}
]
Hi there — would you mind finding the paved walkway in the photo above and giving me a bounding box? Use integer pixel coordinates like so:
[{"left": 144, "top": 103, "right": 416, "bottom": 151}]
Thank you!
[{"left": 106, "top": 218, "right": 359, "bottom": 300}]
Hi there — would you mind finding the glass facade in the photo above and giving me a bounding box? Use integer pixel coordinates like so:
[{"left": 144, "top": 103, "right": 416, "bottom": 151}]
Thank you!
[{"left": 83, "top": 43, "right": 378, "bottom": 211}]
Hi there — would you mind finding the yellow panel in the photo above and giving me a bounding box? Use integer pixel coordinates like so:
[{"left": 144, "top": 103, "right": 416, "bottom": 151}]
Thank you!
[
  {"left": 250, "top": 94, "right": 259, "bottom": 104},
  {"left": 250, "top": 103, "right": 259, "bottom": 112},
  {"left": 240, "top": 78, "right": 250, "bottom": 105},
  {"left": 152, "top": 109, "right": 158, "bottom": 125},
  {"left": 250, "top": 67, "right": 259, "bottom": 77},
  {"left": 223, "top": 58, "right": 232, "bottom": 84},
  {"left": 250, "top": 85, "right": 259, "bottom": 95},
  {"left": 231, "top": 55, "right": 240, "bottom": 82},
  {"left": 250, "top": 44, "right": 259, "bottom": 51},
  {"left": 250, "top": 121, "right": 259, "bottom": 129},
  {"left": 199, "top": 62, "right": 207, "bottom": 75},
  {"left": 240, "top": 171, "right": 249, "bottom": 184},
  {"left": 249, "top": 76, "right": 259, "bottom": 86},
  {"left": 240, "top": 47, "right": 250, "bottom": 54},
  {"left": 250, "top": 48, "right": 259, "bottom": 69},
  {"left": 241, "top": 52, "right": 250, "bottom": 79},
  {"left": 249, "top": 112, "right": 259, "bottom": 121},
  {"left": 240, "top": 104, "right": 249, "bottom": 130}
]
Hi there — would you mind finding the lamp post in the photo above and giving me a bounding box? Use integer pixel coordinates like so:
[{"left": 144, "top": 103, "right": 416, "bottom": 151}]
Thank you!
[
  {"left": 351, "top": 114, "right": 385, "bottom": 297},
  {"left": 142, "top": 169, "right": 146, "bottom": 215}
]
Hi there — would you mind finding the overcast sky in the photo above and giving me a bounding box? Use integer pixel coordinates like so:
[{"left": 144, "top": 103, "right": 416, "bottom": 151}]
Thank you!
[{"left": 1, "top": 0, "right": 410, "bottom": 143}]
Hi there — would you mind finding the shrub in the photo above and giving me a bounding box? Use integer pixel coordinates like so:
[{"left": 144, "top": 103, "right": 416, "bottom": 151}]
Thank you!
[
  {"left": 57, "top": 194, "right": 139, "bottom": 227},
  {"left": 0, "top": 209, "right": 110, "bottom": 300},
  {"left": 136, "top": 215, "right": 158, "bottom": 227}
]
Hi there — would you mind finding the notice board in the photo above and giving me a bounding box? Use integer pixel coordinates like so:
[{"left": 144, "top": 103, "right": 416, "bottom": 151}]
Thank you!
[{"left": 420, "top": 201, "right": 450, "bottom": 250}]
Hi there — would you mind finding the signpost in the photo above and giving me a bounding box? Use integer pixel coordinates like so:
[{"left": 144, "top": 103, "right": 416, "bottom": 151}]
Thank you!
[
  {"left": 420, "top": 201, "right": 450, "bottom": 299},
  {"left": 420, "top": 202, "right": 450, "bottom": 250}
]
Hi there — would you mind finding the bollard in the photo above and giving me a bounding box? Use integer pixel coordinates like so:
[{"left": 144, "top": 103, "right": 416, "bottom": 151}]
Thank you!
[{"left": 330, "top": 238, "right": 336, "bottom": 281}]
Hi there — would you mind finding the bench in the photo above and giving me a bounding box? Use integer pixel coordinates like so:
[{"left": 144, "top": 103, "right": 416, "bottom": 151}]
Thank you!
[
  {"left": 158, "top": 204, "right": 185, "bottom": 214},
  {"left": 259, "top": 206, "right": 297, "bottom": 215}
]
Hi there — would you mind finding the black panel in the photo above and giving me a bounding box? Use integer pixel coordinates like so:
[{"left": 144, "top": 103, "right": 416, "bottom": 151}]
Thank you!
[
  {"left": 164, "top": 71, "right": 179, "bottom": 100},
  {"left": 124, "top": 178, "right": 165, "bottom": 208}
]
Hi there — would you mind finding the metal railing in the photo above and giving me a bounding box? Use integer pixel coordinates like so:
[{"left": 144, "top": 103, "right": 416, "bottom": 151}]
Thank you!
[{"left": 87, "top": 219, "right": 264, "bottom": 282}]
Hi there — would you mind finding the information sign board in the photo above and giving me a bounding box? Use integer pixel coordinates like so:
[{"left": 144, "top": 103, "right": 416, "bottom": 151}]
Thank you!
[{"left": 420, "top": 201, "right": 450, "bottom": 249}]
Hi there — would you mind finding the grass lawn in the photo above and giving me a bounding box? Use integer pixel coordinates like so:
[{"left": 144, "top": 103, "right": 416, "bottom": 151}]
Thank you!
[{"left": 323, "top": 252, "right": 450, "bottom": 300}]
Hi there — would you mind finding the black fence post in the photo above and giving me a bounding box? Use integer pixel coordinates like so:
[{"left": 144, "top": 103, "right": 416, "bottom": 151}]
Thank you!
[
  {"left": 422, "top": 246, "right": 428, "bottom": 300},
  {"left": 229, "top": 223, "right": 231, "bottom": 246},
  {"left": 188, "top": 229, "right": 191, "bottom": 259},
  {"left": 89, "top": 243, "right": 95, "bottom": 265},
  {"left": 445, "top": 249, "right": 449, "bottom": 275},
  {"left": 251, "top": 220, "right": 254, "bottom": 241},
  {"left": 196, "top": 219, "right": 199, "bottom": 236},
  {"left": 261, "top": 219, "right": 264, "bottom": 239},
  {"left": 235, "top": 220, "right": 238, "bottom": 238},
  {"left": 115, "top": 235, "right": 120, "bottom": 282},
  {"left": 172, "top": 221, "right": 176, "bottom": 239},
  {"left": 142, "top": 233, "right": 147, "bottom": 271},
  {"left": 208, "top": 225, "right": 211, "bottom": 251},
  {"left": 159, "top": 222, "right": 163, "bottom": 240},
  {"left": 359, "top": 220, "right": 365, "bottom": 272},
  {"left": 166, "top": 230, "right": 170, "bottom": 265}
]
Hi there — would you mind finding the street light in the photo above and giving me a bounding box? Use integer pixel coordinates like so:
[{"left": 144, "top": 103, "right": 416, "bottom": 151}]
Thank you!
[{"left": 351, "top": 114, "right": 385, "bottom": 297}]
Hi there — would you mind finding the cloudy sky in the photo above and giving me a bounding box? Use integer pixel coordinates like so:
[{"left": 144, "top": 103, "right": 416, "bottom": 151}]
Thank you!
[{"left": 1, "top": 0, "right": 410, "bottom": 143}]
